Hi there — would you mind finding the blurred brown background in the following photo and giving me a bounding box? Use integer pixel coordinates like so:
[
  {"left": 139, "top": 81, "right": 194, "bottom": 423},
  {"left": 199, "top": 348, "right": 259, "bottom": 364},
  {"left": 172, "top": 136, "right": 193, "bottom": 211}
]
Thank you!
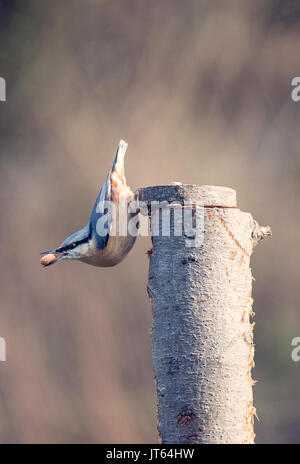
[{"left": 0, "top": 0, "right": 299, "bottom": 444}]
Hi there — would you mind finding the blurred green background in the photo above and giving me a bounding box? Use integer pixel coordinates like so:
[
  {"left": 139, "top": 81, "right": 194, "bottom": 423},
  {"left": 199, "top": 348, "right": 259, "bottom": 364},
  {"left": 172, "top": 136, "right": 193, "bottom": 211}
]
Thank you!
[{"left": 0, "top": 0, "right": 299, "bottom": 444}]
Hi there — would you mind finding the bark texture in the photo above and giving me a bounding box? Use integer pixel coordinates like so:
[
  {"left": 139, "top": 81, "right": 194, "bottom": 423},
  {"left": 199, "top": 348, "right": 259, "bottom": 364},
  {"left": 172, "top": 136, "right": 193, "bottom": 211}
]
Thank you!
[{"left": 137, "top": 184, "right": 271, "bottom": 444}]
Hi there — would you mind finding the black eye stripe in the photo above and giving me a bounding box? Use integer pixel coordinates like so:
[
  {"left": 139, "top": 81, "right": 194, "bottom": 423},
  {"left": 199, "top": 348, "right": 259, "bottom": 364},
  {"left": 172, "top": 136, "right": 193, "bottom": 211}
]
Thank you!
[
  {"left": 60, "top": 234, "right": 92, "bottom": 253},
  {"left": 60, "top": 243, "right": 76, "bottom": 252},
  {"left": 57, "top": 231, "right": 92, "bottom": 254}
]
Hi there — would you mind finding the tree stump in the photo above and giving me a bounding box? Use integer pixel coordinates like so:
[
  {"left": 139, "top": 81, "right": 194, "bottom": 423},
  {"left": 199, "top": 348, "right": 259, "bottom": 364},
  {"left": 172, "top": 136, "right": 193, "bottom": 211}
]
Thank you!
[{"left": 136, "top": 184, "right": 271, "bottom": 444}]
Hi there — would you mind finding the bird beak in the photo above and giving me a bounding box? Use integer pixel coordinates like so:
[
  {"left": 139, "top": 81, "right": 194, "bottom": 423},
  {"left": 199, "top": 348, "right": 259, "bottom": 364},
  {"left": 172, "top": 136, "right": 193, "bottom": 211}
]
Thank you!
[{"left": 40, "top": 249, "right": 66, "bottom": 267}]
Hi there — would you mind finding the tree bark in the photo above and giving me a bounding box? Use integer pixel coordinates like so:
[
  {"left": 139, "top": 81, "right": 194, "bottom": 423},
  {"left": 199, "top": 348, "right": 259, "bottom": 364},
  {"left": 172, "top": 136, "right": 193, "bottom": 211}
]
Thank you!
[{"left": 137, "top": 184, "right": 271, "bottom": 444}]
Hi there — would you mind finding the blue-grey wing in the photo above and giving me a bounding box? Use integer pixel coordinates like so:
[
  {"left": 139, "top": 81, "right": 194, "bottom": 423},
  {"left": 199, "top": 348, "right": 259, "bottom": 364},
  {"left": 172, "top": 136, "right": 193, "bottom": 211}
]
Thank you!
[
  {"left": 88, "top": 182, "right": 112, "bottom": 250},
  {"left": 88, "top": 141, "right": 126, "bottom": 250}
]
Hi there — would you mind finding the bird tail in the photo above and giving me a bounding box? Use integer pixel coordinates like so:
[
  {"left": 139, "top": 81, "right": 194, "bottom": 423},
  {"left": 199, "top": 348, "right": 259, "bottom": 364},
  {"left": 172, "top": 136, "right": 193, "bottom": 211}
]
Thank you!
[
  {"left": 113, "top": 139, "right": 128, "bottom": 168},
  {"left": 109, "top": 140, "right": 133, "bottom": 202}
]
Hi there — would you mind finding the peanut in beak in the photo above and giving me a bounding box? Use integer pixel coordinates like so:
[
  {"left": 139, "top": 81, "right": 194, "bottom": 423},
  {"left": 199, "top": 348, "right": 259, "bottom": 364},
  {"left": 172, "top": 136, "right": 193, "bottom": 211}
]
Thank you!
[{"left": 40, "top": 253, "right": 57, "bottom": 266}]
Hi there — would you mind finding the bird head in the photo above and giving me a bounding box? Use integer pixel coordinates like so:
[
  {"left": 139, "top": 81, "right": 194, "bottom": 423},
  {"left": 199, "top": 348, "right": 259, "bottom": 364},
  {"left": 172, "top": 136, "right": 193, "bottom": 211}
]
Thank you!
[{"left": 40, "top": 227, "right": 91, "bottom": 267}]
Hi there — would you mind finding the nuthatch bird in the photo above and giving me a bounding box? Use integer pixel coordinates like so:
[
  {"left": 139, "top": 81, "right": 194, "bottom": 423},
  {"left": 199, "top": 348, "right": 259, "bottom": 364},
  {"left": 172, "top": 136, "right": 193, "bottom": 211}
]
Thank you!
[{"left": 40, "top": 140, "right": 138, "bottom": 267}]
